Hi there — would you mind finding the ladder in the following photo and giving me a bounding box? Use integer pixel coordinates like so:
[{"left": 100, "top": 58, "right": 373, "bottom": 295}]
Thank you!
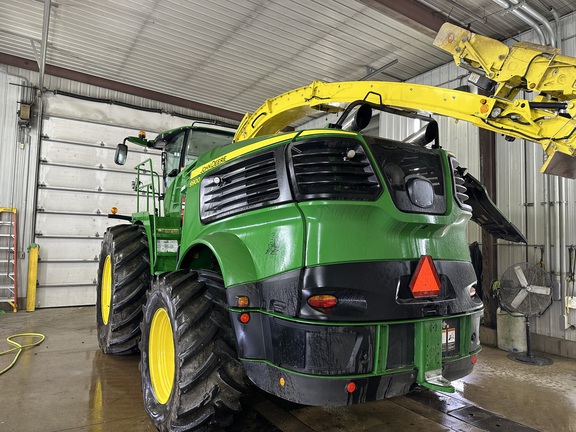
[{"left": 0, "top": 207, "right": 17, "bottom": 312}]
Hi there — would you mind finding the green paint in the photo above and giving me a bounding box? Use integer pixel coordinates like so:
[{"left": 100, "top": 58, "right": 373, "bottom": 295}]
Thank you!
[{"left": 374, "top": 325, "right": 389, "bottom": 374}]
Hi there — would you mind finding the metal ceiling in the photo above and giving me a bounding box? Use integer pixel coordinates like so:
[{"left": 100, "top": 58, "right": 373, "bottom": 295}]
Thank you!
[{"left": 1, "top": 0, "right": 574, "bottom": 121}]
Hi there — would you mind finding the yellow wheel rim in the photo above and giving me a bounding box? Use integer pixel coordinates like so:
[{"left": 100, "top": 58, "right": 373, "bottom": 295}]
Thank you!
[
  {"left": 101, "top": 255, "right": 112, "bottom": 325},
  {"left": 149, "top": 307, "right": 175, "bottom": 404}
]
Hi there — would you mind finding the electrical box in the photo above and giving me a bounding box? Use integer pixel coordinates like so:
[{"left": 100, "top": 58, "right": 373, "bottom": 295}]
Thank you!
[{"left": 19, "top": 104, "right": 31, "bottom": 121}]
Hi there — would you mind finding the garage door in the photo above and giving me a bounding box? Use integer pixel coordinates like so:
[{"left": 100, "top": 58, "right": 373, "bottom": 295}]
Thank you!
[{"left": 34, "top": 93, "right": 187, "bottom": 307}]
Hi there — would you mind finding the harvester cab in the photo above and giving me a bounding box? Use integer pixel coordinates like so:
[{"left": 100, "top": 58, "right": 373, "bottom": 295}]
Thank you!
[{"left": 114, "top": 122, "right": 236, "bottom": 191}]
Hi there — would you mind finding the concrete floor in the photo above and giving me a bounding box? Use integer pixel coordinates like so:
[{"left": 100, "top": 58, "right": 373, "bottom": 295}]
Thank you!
[{"left": 0, "top": 307, "right": 575, "bottom": 432}]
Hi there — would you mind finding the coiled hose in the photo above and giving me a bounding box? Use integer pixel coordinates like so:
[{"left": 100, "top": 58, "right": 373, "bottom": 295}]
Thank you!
[{"left": 0, "top": 333, "right": 45, "bottom": 375}]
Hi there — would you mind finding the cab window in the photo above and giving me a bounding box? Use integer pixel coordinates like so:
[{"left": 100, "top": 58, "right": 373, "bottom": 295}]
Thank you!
[
  {"left": 164, "top": 132, "right": 186, "bottom": 189},
  {"left": 184, "top": 129, "right": 234, "bottom": 166}
]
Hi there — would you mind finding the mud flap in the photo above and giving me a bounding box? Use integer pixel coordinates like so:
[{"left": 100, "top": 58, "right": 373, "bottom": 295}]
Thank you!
[{"left": 414, "top": 319, "right": 455, "bottom": 393}]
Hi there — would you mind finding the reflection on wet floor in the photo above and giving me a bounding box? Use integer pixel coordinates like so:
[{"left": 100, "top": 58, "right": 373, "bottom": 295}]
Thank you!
[
  {"left": 454, "top": 345, "right": 576, "bottom": 432},
  {"left": 0, "top": 306, "right": 575, "bottom": 432}
]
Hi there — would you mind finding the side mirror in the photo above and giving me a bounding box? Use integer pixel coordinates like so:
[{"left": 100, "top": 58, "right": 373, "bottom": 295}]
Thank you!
[{"left": 114, "top": 143, "right": 128, "bottom": 165}]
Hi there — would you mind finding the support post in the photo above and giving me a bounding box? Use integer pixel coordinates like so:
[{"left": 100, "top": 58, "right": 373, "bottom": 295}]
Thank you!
[
  {"left": 26, "top": 243, "right": 39, "bottom": 312},
  {"left": 479, "top": 126, "right": 498, "bottom": 328}
]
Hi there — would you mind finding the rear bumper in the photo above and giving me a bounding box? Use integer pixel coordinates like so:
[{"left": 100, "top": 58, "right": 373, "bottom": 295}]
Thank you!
[
  {"left": 230, "top": 309, "right": 482, "bottom": 405},
  {"left": 242, "top": 355, "right": 476, "bottom": 406},
  {"left": 243, "top": 361, "right": 416, "bottom": 406}
]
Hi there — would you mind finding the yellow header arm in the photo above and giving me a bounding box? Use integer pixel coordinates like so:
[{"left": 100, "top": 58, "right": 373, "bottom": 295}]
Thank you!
[
  {"left": 434, "top": 23, "right": 576, "bottom": 101},
  {"left": 233, "top": 24, "right": 576, "bottom": 179}
]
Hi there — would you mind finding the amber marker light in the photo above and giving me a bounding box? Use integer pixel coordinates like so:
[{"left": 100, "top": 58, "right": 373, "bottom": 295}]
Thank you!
[
  {"left": 110, "top": 207, "right": 118, "bottom": 214},
  {"left": 307, "top": 294, "right": 338, "bottom": 309},
  {"left": 239, "top": 313, "right": 250, "bottom": 324},
  {"left": 138, "top": 130, "right": 146, "bottom": 139},
  {"left": 237, "top": 296, "right": 249, "bottom": 307}
]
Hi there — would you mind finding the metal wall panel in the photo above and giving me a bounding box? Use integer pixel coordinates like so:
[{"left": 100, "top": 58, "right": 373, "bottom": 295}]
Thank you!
[
  {"left": 493, "top": 17, "right": 576, "bottom": 340},
  {"left": 0, "top": 67, "right": 36, "bottom": 311}
]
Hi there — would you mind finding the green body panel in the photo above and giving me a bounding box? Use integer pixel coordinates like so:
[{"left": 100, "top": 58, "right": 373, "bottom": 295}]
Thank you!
[
  {"left": 373, "top": 325, "right": 389, "bottom": 374},
  {"left": 175, "top": 129, "right": 471, "bottom": 286},
  {"left": 299, "top": 200, "right": 471, "bottom": 266},
  {"left": 179, "top": 202, "right": 305, "bottom": 287}
]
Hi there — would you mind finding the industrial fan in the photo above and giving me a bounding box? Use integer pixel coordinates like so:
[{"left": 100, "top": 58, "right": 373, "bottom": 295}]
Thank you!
[{"left": 498, "top": 262, "right": 553, "bottom": 365}]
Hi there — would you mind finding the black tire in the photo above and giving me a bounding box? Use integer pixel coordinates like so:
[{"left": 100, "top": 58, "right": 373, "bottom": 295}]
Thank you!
[
  {"left": 140, "top": 269, "right": 249, "bottom": 431},
  {"left": 96, "top": 224, "right": 150, "bottom": 355}
]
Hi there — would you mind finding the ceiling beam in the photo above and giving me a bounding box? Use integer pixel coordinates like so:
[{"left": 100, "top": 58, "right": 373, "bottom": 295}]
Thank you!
[
  {"left": 356, "top": 0, "right": 461, "bottom": 39},
  {"left": 0, "top": 52, "right": 245, "bottom": 122}
]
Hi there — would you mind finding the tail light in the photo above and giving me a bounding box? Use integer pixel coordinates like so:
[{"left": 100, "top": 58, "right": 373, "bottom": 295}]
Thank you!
[{"left": 307, "top": 294, "right": 338, "bottom": 309}]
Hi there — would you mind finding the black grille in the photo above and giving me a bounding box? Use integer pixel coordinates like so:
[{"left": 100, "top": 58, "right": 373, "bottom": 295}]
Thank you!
[
  {"left": 289, "top": 138, "right": 381, "bottom": 201},
  {"left": 367, "top": 137, "right": 446, "bottom": 214},
  {"left": 200, "top": 152, "right": 281, "bottom": 222},
  {"left": 450, "top": 157, "right": 472, "bottom": 211}
]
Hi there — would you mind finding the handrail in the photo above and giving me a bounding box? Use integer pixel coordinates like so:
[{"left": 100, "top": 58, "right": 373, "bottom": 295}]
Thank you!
[{"left": 134, "top": 158, "right": 162, "bottom": 216}]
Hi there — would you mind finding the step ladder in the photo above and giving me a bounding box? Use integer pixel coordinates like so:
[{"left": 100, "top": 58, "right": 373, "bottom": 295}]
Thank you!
[{"left": 0, "top": 207, "right": 17, "bottom": 312}]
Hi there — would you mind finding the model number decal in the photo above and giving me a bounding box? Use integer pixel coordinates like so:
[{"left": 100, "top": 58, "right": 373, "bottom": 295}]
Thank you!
[{"left": 157, "top": 240, "right": 179, "bottom": 253}]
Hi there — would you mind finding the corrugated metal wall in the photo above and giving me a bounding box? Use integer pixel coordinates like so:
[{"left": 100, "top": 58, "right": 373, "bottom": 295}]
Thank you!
[
  {"left": 0, "top": 66, "right": 35, "bottom": 311},
  {"left": 493, "top": 13, "right": 576, "bottom": 340}
]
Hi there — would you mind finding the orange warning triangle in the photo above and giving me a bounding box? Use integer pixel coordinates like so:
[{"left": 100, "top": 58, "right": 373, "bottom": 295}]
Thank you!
[{"left": 409, "top": 255, "right": 441, "bottom": 297}]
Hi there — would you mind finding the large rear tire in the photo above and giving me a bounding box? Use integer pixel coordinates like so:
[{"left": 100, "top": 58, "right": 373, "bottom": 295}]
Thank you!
[
  {"left": 96, "top": 224, "right": 150, "bottom": 354},
  {"left": 140, "top": 269, "right": 248, "bottom": 431}
]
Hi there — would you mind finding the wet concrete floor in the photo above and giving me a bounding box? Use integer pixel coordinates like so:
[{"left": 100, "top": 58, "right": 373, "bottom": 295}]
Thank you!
[{"left": 0, "top": 306, "right": 574, "bottom": 432}]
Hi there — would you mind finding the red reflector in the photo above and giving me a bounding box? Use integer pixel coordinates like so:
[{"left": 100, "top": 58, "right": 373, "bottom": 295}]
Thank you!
[
  {"left": 471, "top": 355, "right": 478, "bottom": 364},
  {"left": 307, "top": 294, "right": 338, "bottom": 309},
  {"left": 409, "top": 255, "right": 441, "bottom": 297},
  {"left": 346, "top": 381, "right": 356, "bottom": 393},
  {"left": 239, "top": 313, "right": 250, "bottom": 324}
]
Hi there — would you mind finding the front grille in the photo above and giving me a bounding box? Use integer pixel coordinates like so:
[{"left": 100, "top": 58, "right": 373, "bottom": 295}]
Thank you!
[
  {"left": 200, "top": 152, "right": 281, "bottom": 222},
  {"left": 367, "top": 137, "right": 446, "bottom": 214},
  {"left": 450, "top": 157, "right": 472, "bottom": 211},
  {"left": 289, "top": 138, "right": 381, "bottom": 201}
]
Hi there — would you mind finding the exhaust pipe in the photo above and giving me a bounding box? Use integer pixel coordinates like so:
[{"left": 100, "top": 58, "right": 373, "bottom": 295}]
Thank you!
[
  {"left": 510, "top": 0, "right": 556, "bottom": 46},
  {"left": 403, "top": 121, "right": 438, "bottom": 147},
  {"left": 492, "top": 0, "right": 546, "bottom": 45}
]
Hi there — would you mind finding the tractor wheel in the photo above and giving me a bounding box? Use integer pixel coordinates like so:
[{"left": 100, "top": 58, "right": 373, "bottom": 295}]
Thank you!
[
  {"left": 96, "top": 224, "right": 150, "bottom": 355},
  {"left": 140, "top": 269, "right": 249, "bottom": 431}
]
